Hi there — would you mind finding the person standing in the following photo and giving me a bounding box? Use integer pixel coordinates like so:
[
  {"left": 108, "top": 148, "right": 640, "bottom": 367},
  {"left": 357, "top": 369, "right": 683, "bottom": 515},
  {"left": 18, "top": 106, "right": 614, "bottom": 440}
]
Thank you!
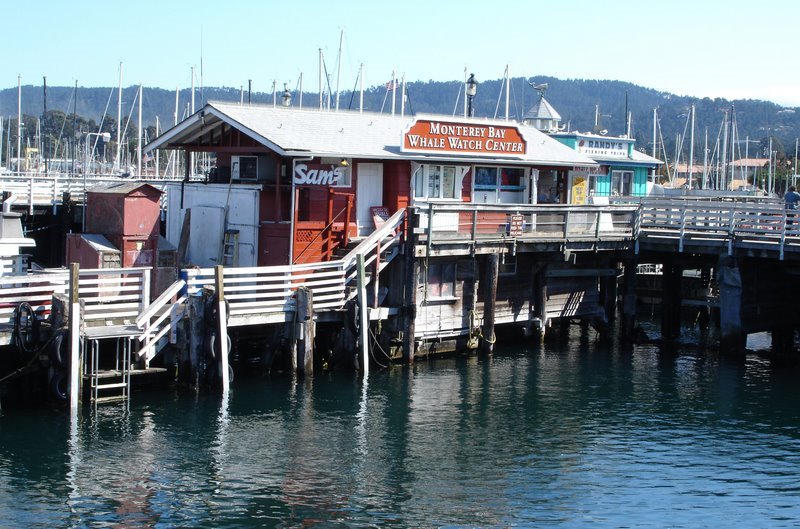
[{"left": 784, "top": 185, "right": 800, "bottom": 226}]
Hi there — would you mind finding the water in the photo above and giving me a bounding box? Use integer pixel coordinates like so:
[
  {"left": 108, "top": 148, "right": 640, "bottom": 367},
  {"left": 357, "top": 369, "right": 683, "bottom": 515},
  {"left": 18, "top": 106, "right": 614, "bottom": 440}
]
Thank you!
[{"left": 2, "top": 324, "right": 800, "bottom": 528}]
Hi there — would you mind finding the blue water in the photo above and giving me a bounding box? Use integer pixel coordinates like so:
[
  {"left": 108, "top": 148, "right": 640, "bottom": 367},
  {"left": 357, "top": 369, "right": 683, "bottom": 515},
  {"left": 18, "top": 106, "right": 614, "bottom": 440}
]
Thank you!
[{"left": 1, "top": 323, "right": 799, "bottom": 528}]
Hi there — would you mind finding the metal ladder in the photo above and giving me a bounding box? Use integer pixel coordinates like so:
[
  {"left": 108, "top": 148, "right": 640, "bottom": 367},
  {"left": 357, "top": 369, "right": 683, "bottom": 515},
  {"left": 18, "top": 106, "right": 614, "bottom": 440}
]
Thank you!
[
  {"left": 221, "top": 229, "right": 240, "bottom": 266},
  {"left": 87, "top": 337, "right": 132, "bottom": 403}
]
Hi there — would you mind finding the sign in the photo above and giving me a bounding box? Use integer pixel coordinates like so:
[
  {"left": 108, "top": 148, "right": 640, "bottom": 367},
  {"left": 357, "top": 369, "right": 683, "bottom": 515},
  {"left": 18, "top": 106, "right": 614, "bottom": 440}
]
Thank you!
[
  {"left": 293, "top": 163, "right": 350, "bottom": 187},
  {"left": 577, "top": 137, "right": 630, "bottom": 158},
  {"left": 571, "top": 175, "right": 587, "bottom": 205},
  {"left": 508, "top": 214, "right": 524, "bottom": 237},
  {"left": 402, "top": 119, "right": 527, "bottom": 156}
]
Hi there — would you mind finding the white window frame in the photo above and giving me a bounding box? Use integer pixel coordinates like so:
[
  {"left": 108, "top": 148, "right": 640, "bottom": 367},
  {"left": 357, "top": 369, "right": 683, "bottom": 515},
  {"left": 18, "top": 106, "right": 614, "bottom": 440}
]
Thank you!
[
  {"left": 413, "top": 163, "right": 466, "bottom": 201},
  {"left": 611, "top": 170, "right": 633, "bottom": 196}
]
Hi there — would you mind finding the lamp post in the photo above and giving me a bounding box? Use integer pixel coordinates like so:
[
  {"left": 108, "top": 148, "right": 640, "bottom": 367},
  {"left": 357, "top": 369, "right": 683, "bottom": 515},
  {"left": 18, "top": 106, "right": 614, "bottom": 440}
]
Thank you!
[
  {"left": 83, "top": 131, "right": 111, "bottom": 230},
  {"left": 466, "top": 73, "right": 477, "bottom": 117},
  {"left": 281, "top": 83, "right": 292, "bottom": 107}
]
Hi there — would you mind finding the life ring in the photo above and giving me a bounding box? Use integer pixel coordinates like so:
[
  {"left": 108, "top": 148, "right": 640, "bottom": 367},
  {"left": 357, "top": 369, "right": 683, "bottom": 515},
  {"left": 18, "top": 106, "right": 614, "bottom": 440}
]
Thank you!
[{"left": 14, "top": 302, "right": 40, "bottom": 356}]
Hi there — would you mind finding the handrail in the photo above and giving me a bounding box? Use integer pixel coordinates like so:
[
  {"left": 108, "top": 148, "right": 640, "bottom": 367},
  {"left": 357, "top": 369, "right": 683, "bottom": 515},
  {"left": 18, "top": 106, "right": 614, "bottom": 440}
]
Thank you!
[
  {"left": 340, "top": 208, "right": 406, "bottom": 270},
  {"left": 292, "top": 205, "right": 349, "bottom": 264}
]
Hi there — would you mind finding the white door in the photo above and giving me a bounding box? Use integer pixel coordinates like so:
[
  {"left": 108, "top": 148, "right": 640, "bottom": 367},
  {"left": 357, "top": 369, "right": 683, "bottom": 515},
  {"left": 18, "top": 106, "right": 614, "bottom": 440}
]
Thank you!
[
  {"left": 188, "top": 206, "right": 225, "bottom": 266},
  {"left": 356, "top": 163, "right": 384, "bottom": 236}
]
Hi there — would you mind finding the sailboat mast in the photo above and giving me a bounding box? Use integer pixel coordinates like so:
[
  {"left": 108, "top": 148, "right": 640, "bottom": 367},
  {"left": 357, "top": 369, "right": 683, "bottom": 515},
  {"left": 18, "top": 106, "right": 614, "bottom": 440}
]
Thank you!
[
  {"left": 720, "top": 111, "right": 728, "bottom": 190},
  {"left": 652, "top": 108, "right": 657, "bottom": 158},
  {"left": 358, "top": 64, "right": 363, "bottom": 114},
  {"left": 391, "top": 70, "right": 396, "bottom": 116},
  {"left": 688, "top": 104, "right": 695, "bottom": 190},
  {"left": 155, "top": 116, "right": 160, "bottom": 178},
  {"left": 335, "top": 29, "right": 343, "bottom": 112},
  {"left": 703, "top": 129, "right": 708, "bottom": 189},
  {"left": 299, "top": 72, "right": 304, "bottom": 109},
  {"left": 43, "top": 76, "right": 48, "bottom": 175},
  {"left": 400, "top": 75, "right": 406, "bottom": 118},
  {"left": 17, "top": 75, "right": 21, "bottom": 173},
  {"left": 116, "top": 62, "right": 122, "bottom": 173},
  {"left": 137, "top": 84, "right": 142, "bottom": 177},
  {"left": 504, "top": 64, "right": 510, "bottom": 121},
  {"left": 319, "top": 49, "right": 324, "bottom": 110}
]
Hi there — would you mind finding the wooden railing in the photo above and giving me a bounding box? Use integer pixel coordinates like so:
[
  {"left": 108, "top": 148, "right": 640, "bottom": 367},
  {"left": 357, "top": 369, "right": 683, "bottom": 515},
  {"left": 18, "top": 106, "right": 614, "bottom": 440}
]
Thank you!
[
  {"left": 416, "top": 203, "right": 640, "bottom": 247},
  {"left": 638, "top": 200, "right": 800, "bottom": 259},
  {"left": 184, "top": 208, "right": 407, "bottom": 324}
]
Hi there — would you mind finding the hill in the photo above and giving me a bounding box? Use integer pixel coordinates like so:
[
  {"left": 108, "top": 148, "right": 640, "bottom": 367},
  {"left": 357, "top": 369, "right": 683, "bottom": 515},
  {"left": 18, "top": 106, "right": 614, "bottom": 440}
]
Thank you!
[{"left": 1, "top": 77, "right": 798, "bottom": 162}]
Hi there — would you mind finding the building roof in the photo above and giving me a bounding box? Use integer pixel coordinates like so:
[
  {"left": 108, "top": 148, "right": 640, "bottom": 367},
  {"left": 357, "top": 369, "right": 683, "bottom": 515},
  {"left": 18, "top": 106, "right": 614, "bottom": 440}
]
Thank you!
[
  {"left": 88, "top": 182, "right": 163, "bottom": 196},
  {"left": 146, "top": 102, "right": 596, "bottom": 168},
  {"left": 523, "top": 95, "right": 562, "bottom": 122}
]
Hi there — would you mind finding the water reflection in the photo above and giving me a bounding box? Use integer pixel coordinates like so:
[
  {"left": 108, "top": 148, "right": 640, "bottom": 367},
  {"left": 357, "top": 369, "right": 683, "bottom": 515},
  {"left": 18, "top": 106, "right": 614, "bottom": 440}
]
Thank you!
[{"left": 1, "top": 323, "right": 799, "bottom": 528}]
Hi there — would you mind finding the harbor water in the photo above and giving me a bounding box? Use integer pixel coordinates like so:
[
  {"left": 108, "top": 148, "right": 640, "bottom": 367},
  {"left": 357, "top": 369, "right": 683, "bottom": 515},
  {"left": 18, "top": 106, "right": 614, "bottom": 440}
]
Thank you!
[{"left": 1, "top": 322, "right": 799, "bottom": 528}]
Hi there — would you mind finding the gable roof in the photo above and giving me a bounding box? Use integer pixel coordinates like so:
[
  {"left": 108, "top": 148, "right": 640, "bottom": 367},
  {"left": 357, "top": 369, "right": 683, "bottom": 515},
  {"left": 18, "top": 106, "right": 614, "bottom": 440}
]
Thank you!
[{"left": 146, "top": 102, "right": 596, "bottom": 168}]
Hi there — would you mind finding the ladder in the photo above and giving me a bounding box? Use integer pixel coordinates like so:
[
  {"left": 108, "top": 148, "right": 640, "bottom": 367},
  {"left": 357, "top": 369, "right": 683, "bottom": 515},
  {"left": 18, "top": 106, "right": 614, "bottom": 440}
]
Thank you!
[
  {"left": 221, "top": 229, "right": 240, "bottom": 266},
  {"left": 87, "top": 337, "right": 132, "bottom": 403}
]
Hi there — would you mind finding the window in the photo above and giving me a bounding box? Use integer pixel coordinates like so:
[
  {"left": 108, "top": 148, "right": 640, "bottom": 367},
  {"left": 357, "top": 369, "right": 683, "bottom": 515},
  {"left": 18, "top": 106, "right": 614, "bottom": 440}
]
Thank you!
[
  {"left": 421, "top": 262, "right": 456, "bottom": 300},
  {"left": 474, "top": 167, "right": 498, "bottom": 189},
  {"left": 233, "top": 156, "right": 258, "bottom": 180},
  {"left": 611, "top": 170, "right": 633, "bottom": 196},
  {"left": 415, "top": 164, "right": 462, "bottom": 200}
]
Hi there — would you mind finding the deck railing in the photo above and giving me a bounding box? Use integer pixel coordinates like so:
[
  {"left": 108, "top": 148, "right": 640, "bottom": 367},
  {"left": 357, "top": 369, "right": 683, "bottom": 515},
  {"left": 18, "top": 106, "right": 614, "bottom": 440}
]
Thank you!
[
  {"left": 638, "top": 200, "right": 800, "bottom": 259},
  {"left": 416, "top": 203, "right": 640, "bottom": 247}
]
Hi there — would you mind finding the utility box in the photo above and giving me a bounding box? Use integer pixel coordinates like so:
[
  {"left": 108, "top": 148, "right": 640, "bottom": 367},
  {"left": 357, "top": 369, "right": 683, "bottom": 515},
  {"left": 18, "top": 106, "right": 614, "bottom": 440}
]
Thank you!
[
  {"left": 66, "top": 233, "right": 121, "bottom": 269},
  {"left": 86, "top": 183, "right": 162, "bottom": 237}
]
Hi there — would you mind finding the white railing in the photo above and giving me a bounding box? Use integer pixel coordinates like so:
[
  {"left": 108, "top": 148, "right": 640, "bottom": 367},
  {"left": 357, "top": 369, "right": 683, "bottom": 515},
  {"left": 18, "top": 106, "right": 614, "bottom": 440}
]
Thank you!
[
  {"left": 416, "top": 203, "right": 640, "bottom": 246},
  {"left": 639, "top": 200, "right": 800, "bottom": 259},
  {"left": 183, "top": 208, "right": 407, "bottom": 324},
  {"left": 0, "top": 267, "right": 150, "bottom": 331}
]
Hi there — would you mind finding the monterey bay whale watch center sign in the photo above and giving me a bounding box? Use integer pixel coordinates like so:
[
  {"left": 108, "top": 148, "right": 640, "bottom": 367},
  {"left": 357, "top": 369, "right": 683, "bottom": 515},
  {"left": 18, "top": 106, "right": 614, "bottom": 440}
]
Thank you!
[{"left": 401, "top": 119, "right": 527, "bottom": 157}]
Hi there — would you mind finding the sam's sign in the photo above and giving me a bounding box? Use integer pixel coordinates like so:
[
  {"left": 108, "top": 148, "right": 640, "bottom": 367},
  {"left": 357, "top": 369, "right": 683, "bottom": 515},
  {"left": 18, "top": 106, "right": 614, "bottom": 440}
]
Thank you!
[
  {"left": 402, "top": 119, "right": 527, "bottom": 156},
  {"left": 293, "top": 163, "right": 349, "bottom": 186}
]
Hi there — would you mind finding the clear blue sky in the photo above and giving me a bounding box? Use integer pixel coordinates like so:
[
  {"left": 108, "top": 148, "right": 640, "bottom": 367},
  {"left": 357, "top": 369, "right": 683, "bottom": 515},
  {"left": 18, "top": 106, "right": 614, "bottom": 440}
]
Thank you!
[{"left": 5, "top": 0, "right": 800, "bottom": 106}]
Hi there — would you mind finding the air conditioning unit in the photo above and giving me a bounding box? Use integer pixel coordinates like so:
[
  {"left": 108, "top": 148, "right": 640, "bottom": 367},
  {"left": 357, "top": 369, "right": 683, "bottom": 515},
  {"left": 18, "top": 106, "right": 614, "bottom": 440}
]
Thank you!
[{"left": 231, "top": 155, "right": 258, "bottom": 180}]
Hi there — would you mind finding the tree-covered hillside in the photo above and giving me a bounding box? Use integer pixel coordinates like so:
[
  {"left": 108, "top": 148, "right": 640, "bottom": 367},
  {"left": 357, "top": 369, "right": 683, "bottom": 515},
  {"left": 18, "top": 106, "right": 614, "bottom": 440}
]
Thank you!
[{"left": 1, "top": 77, "right": 798, "bottom": 164}]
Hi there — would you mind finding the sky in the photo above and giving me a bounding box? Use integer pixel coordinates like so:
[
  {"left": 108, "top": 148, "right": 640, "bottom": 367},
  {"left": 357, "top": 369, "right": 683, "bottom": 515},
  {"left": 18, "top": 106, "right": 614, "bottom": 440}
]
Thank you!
[{"left": 4, "top": 0, "right": 800, "bottom": 106}]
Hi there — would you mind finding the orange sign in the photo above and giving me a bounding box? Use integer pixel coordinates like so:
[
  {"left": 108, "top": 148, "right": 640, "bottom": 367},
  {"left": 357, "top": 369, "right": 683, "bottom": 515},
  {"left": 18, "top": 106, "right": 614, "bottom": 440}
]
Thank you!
[{"left": 402, "top": 119, "right": 527, "bottom": 156}]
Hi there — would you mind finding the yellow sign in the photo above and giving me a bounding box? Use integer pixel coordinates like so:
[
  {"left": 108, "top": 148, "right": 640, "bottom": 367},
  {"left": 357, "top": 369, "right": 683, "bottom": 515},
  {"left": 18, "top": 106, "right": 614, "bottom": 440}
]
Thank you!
[{"left": 571, "top": 175, "right": 587, "bottom": 205}]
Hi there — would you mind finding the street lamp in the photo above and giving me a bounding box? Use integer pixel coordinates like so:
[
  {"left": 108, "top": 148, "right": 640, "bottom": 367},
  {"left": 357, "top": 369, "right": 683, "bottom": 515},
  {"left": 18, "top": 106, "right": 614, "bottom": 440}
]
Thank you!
[
  {"left": 281, "top": 83, "right": 292, "bottom": 107},
  {"left": 466, "top": 73, "right": 477, "bottom": 117},
  {"left": 83, "top": 131, "right": 111, "bottom": 230}
]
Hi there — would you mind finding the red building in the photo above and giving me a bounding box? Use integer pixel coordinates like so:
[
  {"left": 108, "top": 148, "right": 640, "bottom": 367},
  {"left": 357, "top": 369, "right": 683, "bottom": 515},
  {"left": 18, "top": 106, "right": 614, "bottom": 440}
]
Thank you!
[{"left": 147, "top": 103, "right": 595, "bottom": 267}]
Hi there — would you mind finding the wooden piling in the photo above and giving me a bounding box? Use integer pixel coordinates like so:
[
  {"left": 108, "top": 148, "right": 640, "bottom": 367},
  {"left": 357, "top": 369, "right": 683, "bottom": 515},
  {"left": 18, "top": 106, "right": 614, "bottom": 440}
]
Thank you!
[
  {"left": 533, "top": 264, "right": 548, "bottom": 342},
  {"left": 68, "top": 263, "right": 81, "bottom": 413},
  {"left": 295, "top": 286, "right": 315, "bottom": 377},
  {"left": 621, "top": 259, "right": 637, "bottom": 340},
  {"left": 402, "top": 256, "right": 418, "bottom": 364},
  {"left": 214, "top": 265, "right": 230, "bottom": 392},
  {"left": 717, "top": 255, "right": 745, "bottom": 353},
  {"left": 186, "top": 292, "right": 205, "bottom": 388},
  {"left": 481, "top": 253, "right": 500, "bottom": 354},
  {"left": 356, "top": 254, "right": 369, "bottom": 376},
  {"left": 660, "top": 261, "right": 683, "bottom": 341}
]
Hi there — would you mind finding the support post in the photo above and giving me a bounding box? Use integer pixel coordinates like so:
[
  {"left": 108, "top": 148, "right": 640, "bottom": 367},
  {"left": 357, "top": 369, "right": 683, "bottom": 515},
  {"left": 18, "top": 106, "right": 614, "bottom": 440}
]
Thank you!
[
  {"left": 295, "top": 286, "right": 315, "bottom": 377},
  {"left": 186, "top": 292, "right": 205, "bottom": 388},
  {"left": 621, "top": 258, "right": 638, "bottom": 340},
  {"left": 402, "top": 245, "right": 417, "bottom": 364},
  {"left": 68, "top": 263, "right": 81, "bottom": 413},
  {"left": 356, "top": 254, "right": 369, "bottom": 376},
  {"left": 660, "top": 261, "right": 683, "bottom": 341},
  {"left": 214, "top": 265, "right": 230, "bottom": 392},
  {"left": 533, "top": 264, "right": 548, "bottom": 342},
  {"left": 481, "top": 253, "right": 499, "bottom": 354},
  {"left": 718, "top": 255, "right": 745, "bottom": 353}
]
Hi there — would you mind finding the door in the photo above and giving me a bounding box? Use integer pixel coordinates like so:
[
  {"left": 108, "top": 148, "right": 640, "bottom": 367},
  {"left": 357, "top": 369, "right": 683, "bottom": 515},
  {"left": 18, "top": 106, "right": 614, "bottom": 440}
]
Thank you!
[{"left": 356, "top": 163, "right": 384, "bottom": 236}]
